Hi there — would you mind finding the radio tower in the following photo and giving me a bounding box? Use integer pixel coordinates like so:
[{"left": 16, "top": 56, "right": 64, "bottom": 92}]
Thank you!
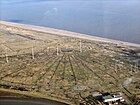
[
  {"left": 80, "top": 40, "right": 82, "bottom": 53},
  {"left": 57, "top": 44, "right": 59, "bottom": 56},
  {"left": 32, "top": 46, "right": 35, "bottom": 59},
  {"left": 5, "top": 47, "right": 9, "bottom": 63}
]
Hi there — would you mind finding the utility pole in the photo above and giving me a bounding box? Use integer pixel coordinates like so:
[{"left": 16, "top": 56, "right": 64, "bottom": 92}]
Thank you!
[
  {"left": 79, "top": 40, "right": 82, "bottom": 53},
  {"left": 5, "top": 47, "right": 9, "bottom": 63},
  {"left": 32, "top": 46, "right": 35, "bottom": 59}
]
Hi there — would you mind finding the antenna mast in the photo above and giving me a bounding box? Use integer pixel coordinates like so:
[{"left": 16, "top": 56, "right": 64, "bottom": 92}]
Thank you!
[
  {"left": 5, "top": 47, "right": 9, "bottom": 63},
  {"left": 32, "top": 46, "right": 35, "bottom": 59},
  {"left": 80, "top": 40, "right": 82, "bottom": 53},
  {"left": 57, "top": 44, "right": 59, "bottom": 56}
]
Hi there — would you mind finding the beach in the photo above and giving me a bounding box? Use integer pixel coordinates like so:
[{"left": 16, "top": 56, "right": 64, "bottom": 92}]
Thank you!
[{"left": 0, "top": 21, "right": 139, "bottom": 47}]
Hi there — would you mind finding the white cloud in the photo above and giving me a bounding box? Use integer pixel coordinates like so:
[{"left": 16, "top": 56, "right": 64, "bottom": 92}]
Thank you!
[
  {"left": 44, "top": 7, "right": 58, "bottom": 16},
  {"left": 53, "top": 8, "right": 58, "bottom": 12}
]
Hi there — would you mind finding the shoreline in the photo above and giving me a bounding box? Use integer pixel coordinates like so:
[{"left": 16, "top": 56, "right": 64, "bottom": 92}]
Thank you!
[{"left": 0, "top": 21, "right": 139, "bottom": 47}]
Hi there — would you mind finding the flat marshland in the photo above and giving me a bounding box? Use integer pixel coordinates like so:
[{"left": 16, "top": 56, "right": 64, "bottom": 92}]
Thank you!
[{"left": 0, "top": 21, "right": 140, "bottom": 104}]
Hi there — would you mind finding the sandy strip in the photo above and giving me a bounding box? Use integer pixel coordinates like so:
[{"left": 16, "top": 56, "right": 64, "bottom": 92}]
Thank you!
[{"left": 0, "top": 21, "right": 140, "bottom": 47}]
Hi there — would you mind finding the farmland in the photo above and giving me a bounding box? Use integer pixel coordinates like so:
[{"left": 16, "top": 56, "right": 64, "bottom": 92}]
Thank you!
[{"left": 0, "top": 22, "right": 140, "bottom": 104}]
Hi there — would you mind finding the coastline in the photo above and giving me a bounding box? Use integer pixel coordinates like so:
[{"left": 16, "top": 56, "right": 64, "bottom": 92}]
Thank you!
[{"left": 0, "top": 21, "right": 139, "bottom": 47}]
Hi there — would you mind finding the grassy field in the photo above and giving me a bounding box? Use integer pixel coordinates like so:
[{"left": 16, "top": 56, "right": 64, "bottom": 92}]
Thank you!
[{"left": 0, "top": 23, "right": 140, "bottom": 104}]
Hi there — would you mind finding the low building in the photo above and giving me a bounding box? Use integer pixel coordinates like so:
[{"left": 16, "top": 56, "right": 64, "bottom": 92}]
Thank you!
[{"left": 102, "top": 92, "right": 124, "bottom": 104}]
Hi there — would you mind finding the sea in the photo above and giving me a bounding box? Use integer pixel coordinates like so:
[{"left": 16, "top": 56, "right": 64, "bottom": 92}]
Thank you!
[{"left": 0, "top": 0, "right": 140, "bottom": 44}]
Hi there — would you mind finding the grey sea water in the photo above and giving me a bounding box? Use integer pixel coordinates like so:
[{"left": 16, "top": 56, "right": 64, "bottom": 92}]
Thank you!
[{"left": 0, "top": 0, "right": 140, "bottom": 44}]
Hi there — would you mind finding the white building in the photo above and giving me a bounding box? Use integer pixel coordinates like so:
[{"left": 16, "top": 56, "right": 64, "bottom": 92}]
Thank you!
[{"left": 102, "top": 93, "right": 124, "bottom": 104}]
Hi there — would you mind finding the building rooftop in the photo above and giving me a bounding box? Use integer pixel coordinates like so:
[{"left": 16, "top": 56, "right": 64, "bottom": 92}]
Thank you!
[{"left": 102, "top": 93, "right": 124, "bottom": 103}]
